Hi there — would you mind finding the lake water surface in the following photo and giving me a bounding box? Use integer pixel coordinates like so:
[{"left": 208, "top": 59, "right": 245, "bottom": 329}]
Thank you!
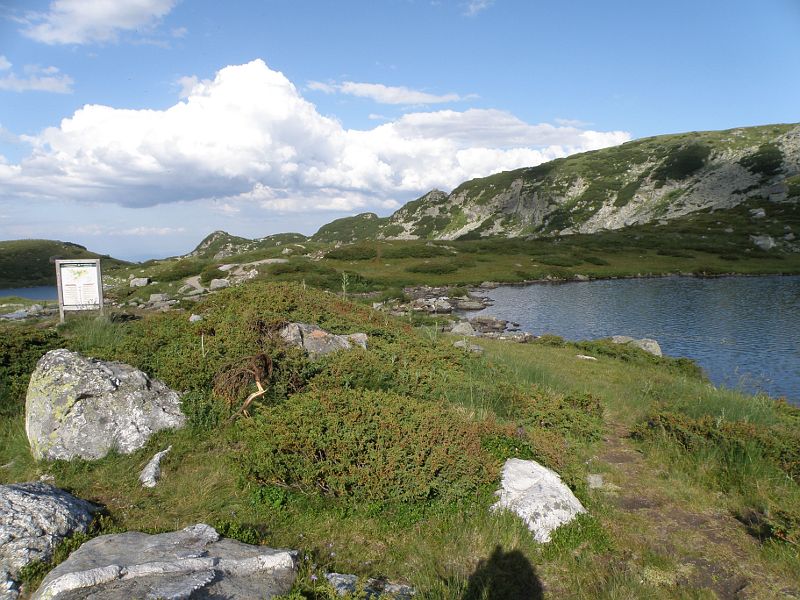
[
  {"left": 469, "top": 275, "right": 800, "bottom": 404},
  {"left": 0, "top": 286, "right": 58, "bottom": 300}
]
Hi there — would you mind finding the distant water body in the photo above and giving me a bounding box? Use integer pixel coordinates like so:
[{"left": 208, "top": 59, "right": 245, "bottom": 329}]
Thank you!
[
  {"left": 0, "top": 286, "right": 58, "bottom": 300},
  {"left": 468, "top": 275, "right": 800, "bottom": 404}
]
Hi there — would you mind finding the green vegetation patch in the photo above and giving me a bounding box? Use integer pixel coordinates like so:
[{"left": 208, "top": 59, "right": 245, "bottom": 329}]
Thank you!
[
  {"left": 739, "top": 143, "right": 784, "bottom": 180},
  {"left": 653, "top": 142, "right": 711, "bottom": 183},
  {"left": 238, "top": 387, "right": 495, "bottom": 503}
]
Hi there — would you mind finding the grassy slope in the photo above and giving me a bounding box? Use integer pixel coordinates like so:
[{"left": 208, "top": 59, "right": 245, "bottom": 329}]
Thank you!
[
  {"left": 1, "top": 281, "right": 797, "bottom": 598},
  {"left": 0, "top": 240, "right": 128, "bottom": 289}
]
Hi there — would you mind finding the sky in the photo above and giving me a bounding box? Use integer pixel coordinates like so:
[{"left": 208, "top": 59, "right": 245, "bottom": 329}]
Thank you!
[{"left": 0, "top": 0, "right": 798, "bottom": 261}]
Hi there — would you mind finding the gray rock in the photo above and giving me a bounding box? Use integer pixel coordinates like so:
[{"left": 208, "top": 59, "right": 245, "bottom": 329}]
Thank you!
[
  {"left": 209, "top": 278, "right": 229, "bottom": 290},
  {"left": 610, "top": 336, "right": 662, "bottom": 356},
  {"left": 576, "top": 354, "right": 598, "bottom": 361},
  {"left": 279, "top": 323, "right": 367, "bottom": 358},
  {"left": 450, "top": 321, "right": 476, "bottom": 336},
  {"left": 129, "top": 278, "right": 150, "bottom": 288},
  {"left": 324, "top": 573, "right": 414, "bottom": 599},
  {"left": 573, "top": 274, "right": 590, "bottom": 281},
  {"left": 750, "top": 234, "right": 776, "bottom": 251},
  {"left": 785, "top": 232, "right": 796, "bottom": 241},
  {"left": 479, "top": 281, "right": 499, "bottom": 289},
  {"left": 184, "top": 288, "right": 205, "bottom": 297},
  {"left": 749, "top": 207, "right": 766, "bottom": 219},
  {"left": 31, "top": 524, "right": 297, "bottom": 600},
  {"left": 469, "top": 316, "right": 508, "bottom": 334},
  {"left": 139, "top": 446, "right": 172, "bottom": 488},
  {"left": 454, "top": 299, "right": 485, "bottom": 311},
  {"left": 628, "top": 338, "right": 662, "bottom": 356},
  {"left": 26, "top": 349, "right": 186, "bottom": 461},
  {"left": 453, "top": 340, "right": 483, "bottom": 355},
  {"left": 587, "top": 474, "right": 604, "bottom": 489},
  {"left": 188, "top": 314, "right": 203, "bottom": 323},
  {"left": 492, "top": 458, "right": 586, "bottom": 543},
  {"left": 148, "top": 293, "right": 169, "bottom": 303},
  {"left": 0, "top": 482, "right": 97, "bottom": 593}
]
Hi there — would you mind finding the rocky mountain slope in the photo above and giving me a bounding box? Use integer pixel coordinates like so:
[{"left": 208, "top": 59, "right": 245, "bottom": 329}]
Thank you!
[{"left": 313, "top": 123, "right": 800, "bottom": 243}]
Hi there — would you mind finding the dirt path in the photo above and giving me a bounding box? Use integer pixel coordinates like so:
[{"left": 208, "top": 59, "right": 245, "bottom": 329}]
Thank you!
[{"left": 590, "top": 420, "right": 798, "bottom": 599}]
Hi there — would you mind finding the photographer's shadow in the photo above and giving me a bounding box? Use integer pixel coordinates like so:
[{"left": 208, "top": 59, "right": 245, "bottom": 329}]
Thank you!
[{"left": 462, "top": 544, "right": 543, "bottom": 600}]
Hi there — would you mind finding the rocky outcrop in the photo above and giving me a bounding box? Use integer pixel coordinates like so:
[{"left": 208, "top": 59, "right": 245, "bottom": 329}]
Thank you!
[
  {"left": 279, "top": 323, "right": 367, "bottom": 358},
  {"left": 1, "top": 482, "right": 98, "bottom": 599},
  {"left": 610, "top": 336, "right": 662, "bottom": 356},
  {"left": 31, "top": 523, "right": 297, "bottom": 600},
  {"left": 26, "top": 349, "right": 186, "bottom": 461},
  {"left": 492, "top": 458, "right": 586, "bottom": 543}
]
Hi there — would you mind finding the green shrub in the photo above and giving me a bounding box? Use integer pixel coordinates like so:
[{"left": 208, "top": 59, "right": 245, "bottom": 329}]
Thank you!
[
  {"left": 405, "top": 260, "right": 460, "bottom": 274},
  {"left": 537, "top": 256, "right": 582, "bottom": 267},
  {"left": 157, "top": 259, "right": 209, "bottom": 282},
  {"left": 653, "top": 143, "right": 710, "bottom": 182},
  {"left": 581, "top": 256, "right": 610, "bottom": 266},
  {"left": 200, "top": 265, "right": 226, "bottom": 284},
  {"left": 0, "top": 325, "right": 62, "bottom": 418},
  {"left": 237, "top": 388, "right": 496, "bottom": 503},
  {"left": 325, "top": 244, "right": 378, "bottom": 261},
  {"left": 740, "top": 143, "right": 784, "bottom": 179},
  {"left": 382, "top": 244, "right": 452, "bottom": 259},
  {"left": 656, "top": 248, "right": 695, "bottom": 258}
]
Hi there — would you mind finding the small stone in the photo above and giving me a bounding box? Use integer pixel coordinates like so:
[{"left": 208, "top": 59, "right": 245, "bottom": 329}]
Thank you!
[
  {"left": 576, "top": 354, "right": 597, "bottom": 361},
  {"left": 148, "top": 293, "right": 169, "bottom": 303},
  {"left": 130, "top": 277, "right": 150, "bottom": 288},
  {"left": 749, "top": 208, "right": 766, "bottom": 219},
  {"left": 139, "top": 446, "right": 172, "bottom": 488},
  {"left": 189, "top": 314, "right": 203, "bottom": 323}
]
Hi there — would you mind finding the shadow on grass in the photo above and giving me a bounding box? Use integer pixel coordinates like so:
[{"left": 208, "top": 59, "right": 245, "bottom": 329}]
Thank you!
[{"left": 463, "top": 544, "right": 543, "bottom": 600}]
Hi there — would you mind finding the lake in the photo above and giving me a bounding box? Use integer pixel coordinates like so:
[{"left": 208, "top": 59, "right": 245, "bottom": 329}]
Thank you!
[
  {"left": 468, "top": 275, "right": 800, "bottom": 404},
  {"left": 0, "top": 286, "right": 58, "bottom": 300}
]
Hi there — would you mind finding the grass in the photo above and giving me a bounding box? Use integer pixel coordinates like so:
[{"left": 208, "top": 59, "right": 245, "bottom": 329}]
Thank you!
[{"left": 1, "top": 280, "right": 798, "bottom": 598}]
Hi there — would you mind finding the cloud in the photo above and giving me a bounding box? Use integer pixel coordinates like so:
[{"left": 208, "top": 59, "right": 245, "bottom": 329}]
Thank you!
[
  {"left": 464, "top": 0, "right": 494, "bottom": 16},
  {"left": 21, "top": 0, "right": 178, "bottom": 45},
  {"left": 0, "top": 59, "right": 629, "bottom": 215},
  {"left": 309, "top": 80, "right": 465, "bottom": 105},
  {"left": 0, "top": 63, "right": 74, "bottom": 93}
]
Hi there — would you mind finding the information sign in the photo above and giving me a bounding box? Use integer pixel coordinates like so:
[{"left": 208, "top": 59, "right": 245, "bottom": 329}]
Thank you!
[{"left": 55, "top": 259, "right": 104, "bottom": 322}]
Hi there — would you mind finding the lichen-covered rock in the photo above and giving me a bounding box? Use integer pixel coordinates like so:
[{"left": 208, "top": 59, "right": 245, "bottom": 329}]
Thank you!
[
  {"left": 26, "top": 349, "right": 186, "bottom": 461},
  {"left": 209, "top": 278, "right": 230, "bottom": 290},
  {"left": 450, "top": 321, "right": 476, "bottom": 336},
  {"left": 610, "top": 336, "right": 662, "bottom": 356},
  {"left": 492, "top": 458, "right": 586, "bottom": 543},
  {"left": 31, "top": 524, "right": 297, "bottom": 600},
  {"left": 0, "top": 482, "right": 98, "bottom": 597},
  {"left": 324, "top": 573, "right": 415, "bottom": 599},
  {"left": 279, "top": 323, "right": 367, "bottom": 358},
  {"left": 138, "top": 446, "right": 172, "bottom": 488}
]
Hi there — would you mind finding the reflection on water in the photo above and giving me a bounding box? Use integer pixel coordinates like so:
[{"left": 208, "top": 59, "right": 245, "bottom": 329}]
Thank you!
[{"left": 469, "top": 275, "right": 800, "bottom": 404}]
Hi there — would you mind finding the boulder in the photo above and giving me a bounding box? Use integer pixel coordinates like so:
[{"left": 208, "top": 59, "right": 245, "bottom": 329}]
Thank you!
[
  {"left": 148, "top": 293, "right": 169, "bottom": 303},
  {"left": 26, "top": 349, "right": 186, "bottom": 461},
  {"left": 209, "top": 278, "right": 230, "bottom": 290},
  {"left": 750, "top": 234, "right": 776, "bottom": 251},
  {"left": 492, "top": 458, "right": 586, "bottom": 543},
  {"left": 188, "top": 314, "right": 203, "bottom": 323},
  {"left": 325, "top": 572, "right": 415, "bottom": 599},
  {"left": 454, "top": 299, "right": 485, "bottom": 311},
  {"left": 31, "top": 524, "right": 297, "bottom": 600},
  {"left": 469, "top": 316, "right": 508, "bottom": 334},
  {"left": 279, "top": 323, "right": 367, "bottom": 358},
  {"left": 453, "top": 340, "right": 483, "bottom": 355},
  {"left": 129, "top": 278, "right": 150, "bottom": 288},
  {"left": 450, "top": 321, "right": 476, "bottom": 336},
  {"left": 610, "top": 336, "right": 662, "bottom": 356},
  {"left": 0, "top": 482, "right": 98, "bottom": 597}
]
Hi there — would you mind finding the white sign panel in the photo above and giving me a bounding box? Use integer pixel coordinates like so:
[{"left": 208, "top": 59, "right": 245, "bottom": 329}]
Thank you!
[{"left": 56, "top": 259, "right": 104, "bottom": 320}]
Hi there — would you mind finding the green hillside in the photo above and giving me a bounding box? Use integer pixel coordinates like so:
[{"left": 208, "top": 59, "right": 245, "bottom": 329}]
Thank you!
[{"left": 0, "top": 239, "right": 128, "bottom": 289}]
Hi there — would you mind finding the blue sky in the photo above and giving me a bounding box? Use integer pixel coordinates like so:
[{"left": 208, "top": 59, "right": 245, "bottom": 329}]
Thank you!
[{"left": 0, "top": 0, "right": 798, "bottom": 261}]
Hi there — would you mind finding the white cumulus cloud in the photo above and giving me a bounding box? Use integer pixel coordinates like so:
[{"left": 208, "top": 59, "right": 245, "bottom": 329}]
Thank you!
[
  {"left": 309, "top": 80, "right": 466, "bottom": 105},
  {"left": 464, "top": 0, "right": 494, "bottom": 17},
  {"left": 0, "top": 59, "right": 630, "bottom": 215},
  {"left": 21, "top": 0, "right": 178, "bottom": 45}
]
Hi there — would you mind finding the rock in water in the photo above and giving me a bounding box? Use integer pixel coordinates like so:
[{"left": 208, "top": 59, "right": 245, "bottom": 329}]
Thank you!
[
  {"left": 279, "top": 323, "right": 367, "bottom": 358},
  {"left": 31, "top": 524, "right": 297, "bottom": 600},
  {"left": 492, "top": 458, "right": 586, "bottom": 543},
  {"left": 26, "top": 349, "right": 186, "bottom": 461},
  {"left": 0, "top": 482, "right": 98, "bottom": 597}
]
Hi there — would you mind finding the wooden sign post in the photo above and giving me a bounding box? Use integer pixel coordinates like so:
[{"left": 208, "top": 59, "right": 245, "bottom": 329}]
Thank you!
[{"left": 55, "top": 259, "right": 104, "bottom": 323}]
